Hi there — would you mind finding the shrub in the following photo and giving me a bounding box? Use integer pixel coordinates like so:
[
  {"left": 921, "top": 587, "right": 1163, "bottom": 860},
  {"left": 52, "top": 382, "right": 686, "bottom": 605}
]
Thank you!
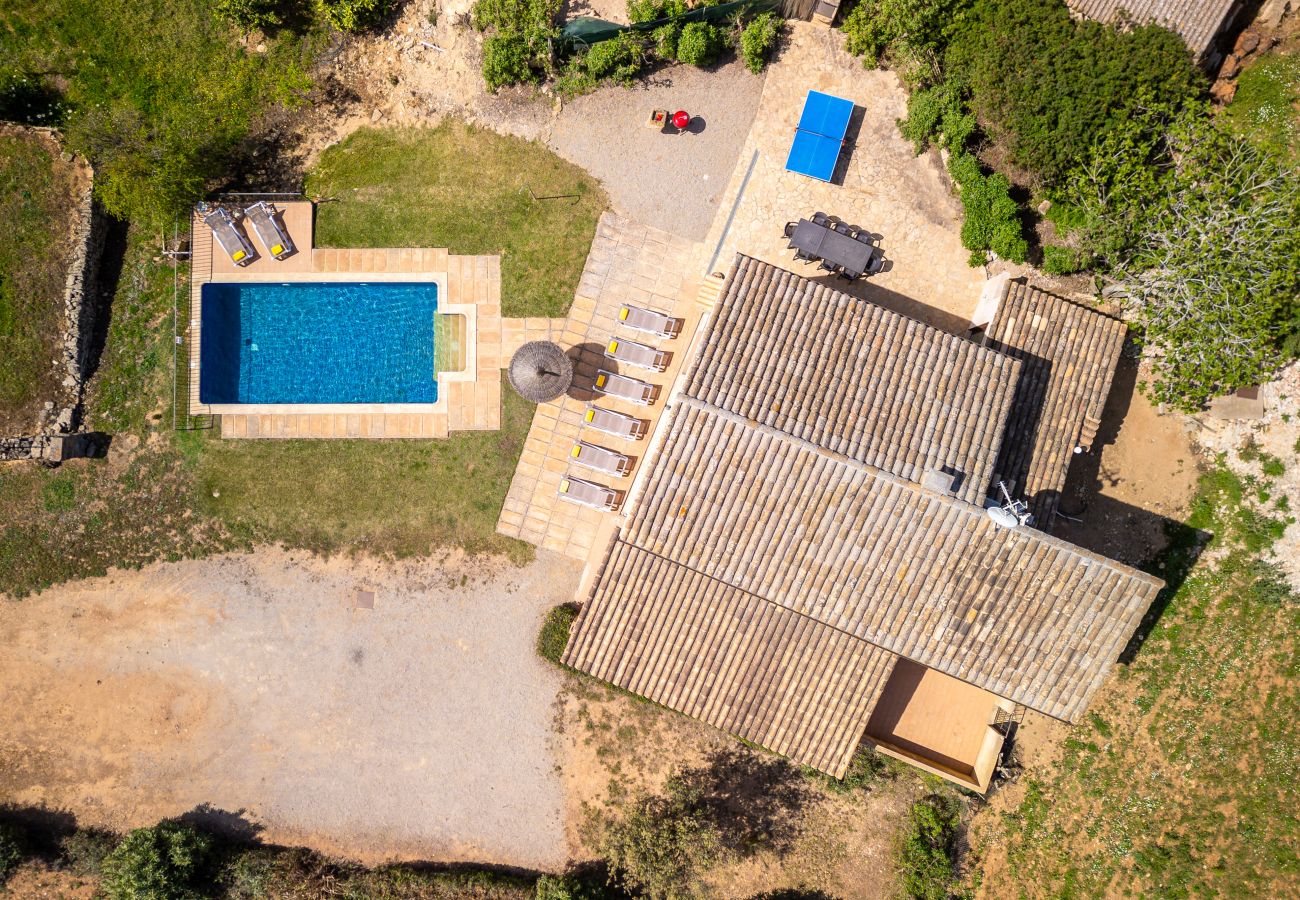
[
  {"left": 1041, "top": 245, "right": 1087, "bottom": 276},
  {"left": 101, "top": 822, "right": 214, "bottom": 900},
  {"left": 653, "top": 23, "right": 681, "bottom": 60},
  {"left": 599, "top": 778, "right": 725, "bottom": 898},
  {"left": 317, "top": 0, "right": 391, "bottom": 31},
  {"left": 946, "top": 0, "right": 1202, "bottom": 182},
  {"left": 626, "top": 0, "right": 686, "bottom": 23},
  {"left": 61, "top": 828, "right": 118, "bottom": 876},
  {"left": 676, "top": 22, "right": 724, "bottom": 68},
  {"left": 948, "top": 151, "right": 1026, "bottom": 265},
  {"left": 0, "top": 823, "right": 24, "bottom": 885},
  {"left": 214, "top": 0, "right": 282, "bottom": 30},
  {"left": 898, "top": 80, "right": 971, "bottom": 154},
  {"left": 537, "top": 603, "right": 578, "bottom": 665},
  {"left": 585, "top": 34, "right": 647, "bottom": 83},
  {"left": 739, "top": 13, "right": 782, "bottom": 74},
  {"left": 536, "top": 870, "right": 614, "bottom": 899},
  {"left": 483, "top": 34, "right": 539, "bottom": 90},
  {"left": 897, "top": 793, "right": 962, "bottom": 900}
]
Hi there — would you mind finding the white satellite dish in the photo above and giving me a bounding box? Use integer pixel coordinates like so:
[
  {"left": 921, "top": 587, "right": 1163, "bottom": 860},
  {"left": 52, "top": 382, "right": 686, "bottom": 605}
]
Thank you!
[
  {"left": 987, "top": 505, "right": 1022, "bottom": 529},
  {"left": 986, "top": 480, "right": 1032, "bottom": 529}
]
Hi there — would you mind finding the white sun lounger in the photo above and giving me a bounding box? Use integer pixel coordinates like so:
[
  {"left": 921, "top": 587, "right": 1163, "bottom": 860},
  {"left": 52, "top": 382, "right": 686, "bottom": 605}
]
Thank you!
[
  {"left": 619, "top": 304, "right": 683, "bottom": 339},
  {"left": 570, "top": 440, "right": 631, "bottom": 476},
  {"left": 584, "top": 405, "right": 647, "bottom": 440},
  {"left": 202, "top": 206, "right": 256, "bottom": 267},
  {"left": 244, "top": 201, "right": 296, "bottom": 260},
  {"left": 594, "top": 369, "right": 658, "bottom": 406},
  {"left": 558, "top": 474, "right": 619, "bottom": 510},
  {"left": 606, "top": 337, "right": 670, "bottom": 372}
]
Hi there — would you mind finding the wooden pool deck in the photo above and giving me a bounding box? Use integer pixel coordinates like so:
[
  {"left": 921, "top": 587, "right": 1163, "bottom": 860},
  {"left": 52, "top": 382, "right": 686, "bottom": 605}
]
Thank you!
[{"left": 188, "top": 201, "right": 508, "bottom": 439}]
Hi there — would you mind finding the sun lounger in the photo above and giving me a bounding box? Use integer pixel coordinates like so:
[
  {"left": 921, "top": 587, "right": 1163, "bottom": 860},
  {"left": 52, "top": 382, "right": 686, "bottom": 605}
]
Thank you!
[
  {"left": 244, "top": 201, "right": 296, "bottom": 260},
  {"left": 570, "top": 440, "right": 631, "bottom": 476},
  {"left": 606, "top": 337, "right": 669, "bottom": 372},
  {"left": 584, "top": 405, "right": 647, "bottom": 440},
  {"left": 202, "top": 206, "right": 256, "bottom": 267},
  {"left": 594, "top": 369, "right": 658, "bottom": 406},
  {"left": 558, "top": 474, "right": 619, "bottom": 511},
  {"left": 618, "top": 305, "right": 683, "bottom": 339}
]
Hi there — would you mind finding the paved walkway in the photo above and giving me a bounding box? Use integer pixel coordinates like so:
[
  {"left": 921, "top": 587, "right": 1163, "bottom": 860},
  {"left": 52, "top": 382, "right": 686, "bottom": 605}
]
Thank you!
[
  {"left": 0, "top": 549, "right": 581, "bottom": 868},
  {"left": 496, "top": 213, "right": 706, "bottom": 560},
  {"left": 702, "top": 23, "right": 986, "bottom": 335}
]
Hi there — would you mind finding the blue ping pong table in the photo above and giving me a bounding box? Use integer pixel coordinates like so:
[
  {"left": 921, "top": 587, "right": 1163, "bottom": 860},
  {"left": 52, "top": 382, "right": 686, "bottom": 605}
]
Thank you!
[{"left": 785, "top": 90, "right": 855, "bottom": 182}]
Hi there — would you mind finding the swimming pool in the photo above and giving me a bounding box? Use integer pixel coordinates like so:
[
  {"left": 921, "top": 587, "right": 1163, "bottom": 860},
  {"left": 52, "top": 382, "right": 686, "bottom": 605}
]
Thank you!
[{"left": 200, "top": 281, "right": 439, "bottom": 405}]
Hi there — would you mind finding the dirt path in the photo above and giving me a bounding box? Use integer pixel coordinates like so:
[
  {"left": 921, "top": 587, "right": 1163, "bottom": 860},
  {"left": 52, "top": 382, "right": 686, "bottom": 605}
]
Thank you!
[{"left": 0, "top": 548, "right": 581, "bottom": 870}]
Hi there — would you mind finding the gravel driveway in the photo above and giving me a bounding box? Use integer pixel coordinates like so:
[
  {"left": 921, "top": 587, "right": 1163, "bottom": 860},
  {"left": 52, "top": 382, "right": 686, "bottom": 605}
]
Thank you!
[
  {"left": 0, "top": 548, "right": 581, "bottom": 869},
  {"left": 547, "top": 58, "right": 766, "bottom": 241}
]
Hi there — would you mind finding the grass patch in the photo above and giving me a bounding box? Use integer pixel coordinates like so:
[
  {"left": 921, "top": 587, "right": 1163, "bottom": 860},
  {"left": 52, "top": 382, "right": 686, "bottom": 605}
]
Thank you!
[
  {"left": 306, "top": 122, "right": 607, "bottom": 318},
  {"left": 980, "top": 461, "right": 1300, "bottom": 898},
  {"left": 182, "top": 379, "right": 534, "bottom": 562},
  {"left": 0, "top": 133, "right": 78, "bottom": 428},
  {"left": 1226, "top": 51, "right": 1300, "bottom": 163},
  {"left": 538, "top": 602, "right": 578, "bottom": 666}
]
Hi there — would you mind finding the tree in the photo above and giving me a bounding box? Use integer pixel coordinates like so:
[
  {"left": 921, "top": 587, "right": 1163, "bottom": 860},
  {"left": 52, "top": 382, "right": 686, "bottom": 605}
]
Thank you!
[
  {"left": 317, "top": 0, "right": 391, "bottom": 32},
  {"left": 1114, "top": 112, "right": 1300, "bottom": 410},
  {"left": 897, "top": 793, "right": 962, "bottom": 900},
  {"left": 101, "top": 822, "right": 214, "bottom": 900},
  {"left": 599, "top": 778, "right": 725, "bottom": 900},
  {"left": 840, "top": 0, "right": 968, "bottom": 86}
]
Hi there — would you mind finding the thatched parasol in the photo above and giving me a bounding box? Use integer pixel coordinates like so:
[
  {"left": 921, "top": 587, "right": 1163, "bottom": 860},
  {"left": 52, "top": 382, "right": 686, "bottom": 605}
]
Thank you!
[{"left": 508, "top": 340, "right": 573, "bottom": 403}]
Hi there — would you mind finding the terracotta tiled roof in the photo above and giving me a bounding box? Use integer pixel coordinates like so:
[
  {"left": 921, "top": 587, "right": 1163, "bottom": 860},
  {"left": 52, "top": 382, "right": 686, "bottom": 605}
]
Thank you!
[
  {"left": 1066, "top": 0, "right": 1239, "bottom": 59},
  {"left": 984, "top": 281, "right": 1128, "bottom": 524},
  {"left": 686, "top": 256, "right": 1021, "bottom": 505},
  {"left": 566, "top": 539, "right": 898, "bottom": 776}
]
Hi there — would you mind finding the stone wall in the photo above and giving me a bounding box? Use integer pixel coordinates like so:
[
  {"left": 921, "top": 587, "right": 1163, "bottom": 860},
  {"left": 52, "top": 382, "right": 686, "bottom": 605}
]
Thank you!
[{"left": 0, "top": 125, "right": 108, "bottom": 463}]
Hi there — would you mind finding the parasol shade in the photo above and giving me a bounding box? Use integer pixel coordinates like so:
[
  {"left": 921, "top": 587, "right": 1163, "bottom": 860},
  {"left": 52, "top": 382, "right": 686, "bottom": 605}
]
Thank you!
[{"left": 508, "top": 340, "right": 574, "bottom": 403}]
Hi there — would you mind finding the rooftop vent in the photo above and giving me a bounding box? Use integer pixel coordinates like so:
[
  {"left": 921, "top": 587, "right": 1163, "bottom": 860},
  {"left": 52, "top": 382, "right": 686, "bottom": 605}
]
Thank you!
[{"left": 986, "top": 481, "right": 1032, "bottom": 530}]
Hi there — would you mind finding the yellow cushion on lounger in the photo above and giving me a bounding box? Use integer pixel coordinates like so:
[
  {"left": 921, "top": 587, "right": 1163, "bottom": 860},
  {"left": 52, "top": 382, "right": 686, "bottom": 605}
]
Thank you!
[
  {"left": 595, "top": 374, "right": 606, "bottom": 388},
  {"left": 608, "top": 340, "right": 619, "bottom": 353},
  {"left": 571, "top": 445, "right": 581, "bottom": 458},
  {"left": 271, "top": 244, "right": 284, "bottom": 255},
  {"left": 619, "top": 308, "right": 629, "bottom": 320},
  {"left": 585, "top": 409, "right": 595, "bottom": 422},
  {"left": 559, "top": 479, "right": 570, "bottom": 493},
  {"left": 232, "top": 250, "right": 246, "bottom": 261}
]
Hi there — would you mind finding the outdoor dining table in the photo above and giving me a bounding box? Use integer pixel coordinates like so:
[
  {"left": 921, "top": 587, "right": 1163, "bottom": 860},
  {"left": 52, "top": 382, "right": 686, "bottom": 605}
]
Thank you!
[{"left": 788, "top": 219, "right": 876, "bottom": 277}]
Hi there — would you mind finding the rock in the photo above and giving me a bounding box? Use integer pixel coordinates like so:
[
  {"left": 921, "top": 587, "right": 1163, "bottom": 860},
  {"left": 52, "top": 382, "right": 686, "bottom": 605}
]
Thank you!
[
  {"left": 1219, "top": 55, "right": 1242, "bottom": 80},
  {"left": 1037, "top": 199, "right": 1052, "bottom": 215},
  {"left": 1235, "top": 30, "right": 1261, "bottom": 56},
  {"left": 255, "top": 43, "right": 266, "bottom": 54},
  {"left": 55, "top": 408, "right": 74, "bottom": 430},
  {"left": 371, "top": 108, "right": 383, "bottom": 122},
  {"left": 60, "top": 151, "right": 74, "bottom": 162}
]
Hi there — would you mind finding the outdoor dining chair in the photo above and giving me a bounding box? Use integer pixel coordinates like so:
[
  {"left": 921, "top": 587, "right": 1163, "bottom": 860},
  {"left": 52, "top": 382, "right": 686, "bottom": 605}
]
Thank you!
[
  {"left": 784, "top": 221, "right": 798, "bottom": 239},
  {"left": 812, "top": 211, "right": 831, "bottom": 227},
  {"left": 866, "top": 254, "right": 887, "bottom": 277},
  {"left": 607, "top": 337, "right": 670, "bottom": 372}
]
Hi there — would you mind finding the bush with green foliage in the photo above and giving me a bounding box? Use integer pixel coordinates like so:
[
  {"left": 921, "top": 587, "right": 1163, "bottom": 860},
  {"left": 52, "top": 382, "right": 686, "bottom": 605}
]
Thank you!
[
  {"left": 585, "top": 33, "right": 648, "bottom": 83},
  {"left": 1041, "top": 245, "right": 1086, "bottom": 276},
  {"left": 317, "top": 0, "right": 390, "bottom": 31},
  {"left": 945, "top": 0, "right": 1201, "bottom": 183},
  {"left": 652, "top": 23, "right": 682, "bottom": 60},
  {"left": 947, "top": 152, "right": 1026, "bottom": 265},
  {"left": 841, "top": 0, "right": 966, "bottom": 85},
  {"left": 537, "top": 603, "right": 578, "bottom": 666},
  {"left": 897, "top": 793, "right": 962, "bottom": 900},
  {"left": 676, "top": 21, "right": 724, "bottom": 68},
  {"left": 101, "top": 822, "right": 214, "bottom": 900},
  {"left": 599, "top": 777, "right": 725, "bottom": 899},
  {"left": 627, "top": 0, "right": 686, "bottom": 23},
  {"left": 898, "top": 80, "right": 972, "bottom": 154},
  {"left": 739, "top": 13, "right": 782, "bottom": 75},
  {"left": 474, "top": 0, "right": 560, "bottom": 89},
  {"left": 213, "top": 0, "right": 281, "bottom": 30},
  {"left": 0, "top": 822, "right": 24, "bottom": 885}
]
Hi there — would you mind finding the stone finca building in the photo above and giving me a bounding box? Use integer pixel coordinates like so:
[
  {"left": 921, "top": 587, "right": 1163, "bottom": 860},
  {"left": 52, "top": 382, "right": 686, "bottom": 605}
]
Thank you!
[
  {"left": 561, "top": 256, "right": 1162, "bottom": 792},
  {"left": 1066, "top": 0, "right": 1247, "bottom": 67}
]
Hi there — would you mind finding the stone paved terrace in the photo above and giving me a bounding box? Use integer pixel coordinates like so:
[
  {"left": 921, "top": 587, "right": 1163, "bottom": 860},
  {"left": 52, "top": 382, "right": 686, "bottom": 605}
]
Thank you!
[
  {"left": 495, "top": 213, "right": 711, "bottom": 560},
  {"left": 188, "top": 201, "right": 510, "bottom": 439},
  {"left": 703, "top": 22, "right": 986, "bottom": 336}
]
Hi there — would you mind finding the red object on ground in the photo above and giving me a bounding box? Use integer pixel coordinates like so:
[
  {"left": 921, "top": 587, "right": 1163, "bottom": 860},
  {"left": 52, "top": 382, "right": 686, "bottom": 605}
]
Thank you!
[{"left": 672, "top": 110, "right": 691, "bottom": 130}]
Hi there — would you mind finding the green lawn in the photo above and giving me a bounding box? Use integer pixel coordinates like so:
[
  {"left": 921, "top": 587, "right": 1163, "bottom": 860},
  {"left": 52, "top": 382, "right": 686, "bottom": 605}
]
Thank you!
[
  {"left": 0, "top": 133, "right": 76, "bottom": 428},
  {"left": 974, "top": 462, "right": 1300, "bottom": 898},
  {"left": 1, "top": 124, "right": 606, "bottom": 596},
  {"left": 306, "top": 122, "right": 607, "bottom": 317}
]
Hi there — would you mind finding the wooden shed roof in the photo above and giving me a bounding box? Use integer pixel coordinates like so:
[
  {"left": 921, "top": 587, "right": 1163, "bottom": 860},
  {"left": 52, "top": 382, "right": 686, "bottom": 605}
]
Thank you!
[
  {"left": 686, "top": 256, "right": 1021, "bottom": 505},
  {"left": 983, "top": 281, "right": 1128, "bottom": 523},
  {"left": 1066, "top": 0, "right": 1239, "bottom": 59}
]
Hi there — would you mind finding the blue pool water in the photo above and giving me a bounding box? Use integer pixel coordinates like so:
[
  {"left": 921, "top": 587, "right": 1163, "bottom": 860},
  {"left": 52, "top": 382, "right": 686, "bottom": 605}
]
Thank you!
[{"left": 200, "top": 282, "right": 438, "bottom": 404}]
